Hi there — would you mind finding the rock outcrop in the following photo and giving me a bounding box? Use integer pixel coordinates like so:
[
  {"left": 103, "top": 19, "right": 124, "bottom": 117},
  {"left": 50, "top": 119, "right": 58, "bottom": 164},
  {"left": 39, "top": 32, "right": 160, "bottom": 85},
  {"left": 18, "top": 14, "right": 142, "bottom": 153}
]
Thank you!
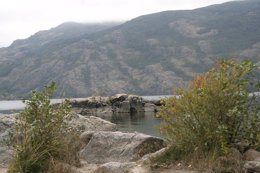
[
  {"left": 79, "top": 131, "right": 165, "bottom": 164},
  {"left": 70, "top": 94, "right": 146, "bottom": 118}
]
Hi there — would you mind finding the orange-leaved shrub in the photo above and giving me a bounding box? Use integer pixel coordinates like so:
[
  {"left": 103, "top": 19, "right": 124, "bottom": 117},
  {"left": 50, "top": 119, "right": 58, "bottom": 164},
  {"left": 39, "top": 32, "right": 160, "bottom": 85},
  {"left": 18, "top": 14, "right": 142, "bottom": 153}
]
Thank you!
[{"left": 159, "top": 60, "right": 260, "bottom": 160}]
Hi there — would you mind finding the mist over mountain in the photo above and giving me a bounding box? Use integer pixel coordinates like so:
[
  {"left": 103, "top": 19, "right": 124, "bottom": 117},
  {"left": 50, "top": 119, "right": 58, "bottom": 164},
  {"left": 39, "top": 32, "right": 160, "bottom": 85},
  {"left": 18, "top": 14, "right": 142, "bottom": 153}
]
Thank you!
[{"left": 0, "top": 0, "right": 260, "bottom": 99}]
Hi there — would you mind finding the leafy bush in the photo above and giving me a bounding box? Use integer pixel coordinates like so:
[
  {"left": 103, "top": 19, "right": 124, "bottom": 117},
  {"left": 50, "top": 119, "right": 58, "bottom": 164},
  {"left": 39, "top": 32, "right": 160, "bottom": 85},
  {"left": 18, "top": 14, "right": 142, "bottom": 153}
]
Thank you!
[
  {"left": 158, "top": 60, "right": 260, "bottom": 160},
  {"left": 8, "top": 82, "right": 80, "bottom": 173}
]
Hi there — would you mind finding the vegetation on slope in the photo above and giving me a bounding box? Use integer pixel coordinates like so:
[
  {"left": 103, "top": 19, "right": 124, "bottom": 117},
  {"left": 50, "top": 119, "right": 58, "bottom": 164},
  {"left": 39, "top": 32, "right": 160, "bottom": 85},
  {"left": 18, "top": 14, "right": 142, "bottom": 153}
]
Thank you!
[{"left": 0, "top": 1, "right": 260, "bottom": 98}]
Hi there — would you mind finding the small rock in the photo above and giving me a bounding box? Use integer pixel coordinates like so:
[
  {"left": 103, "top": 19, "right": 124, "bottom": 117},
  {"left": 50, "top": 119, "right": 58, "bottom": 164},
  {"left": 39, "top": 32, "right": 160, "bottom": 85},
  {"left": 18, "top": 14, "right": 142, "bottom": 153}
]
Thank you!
[
  {"left": 244, "top": 149, "right": 260, "bottom": 162},
  {"left": 244, "top": 161, "right": 260, "bottom": 173},
  {"left": 94, "top": 162, "right": 136, "bottom": 173}
]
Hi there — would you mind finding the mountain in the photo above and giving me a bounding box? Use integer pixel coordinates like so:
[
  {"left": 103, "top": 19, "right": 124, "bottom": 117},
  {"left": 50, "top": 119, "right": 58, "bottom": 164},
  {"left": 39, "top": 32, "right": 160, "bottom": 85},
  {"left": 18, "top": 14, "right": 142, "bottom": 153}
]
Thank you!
[{"left": 0, "top": 0, "right": 260, "bottom": 99}]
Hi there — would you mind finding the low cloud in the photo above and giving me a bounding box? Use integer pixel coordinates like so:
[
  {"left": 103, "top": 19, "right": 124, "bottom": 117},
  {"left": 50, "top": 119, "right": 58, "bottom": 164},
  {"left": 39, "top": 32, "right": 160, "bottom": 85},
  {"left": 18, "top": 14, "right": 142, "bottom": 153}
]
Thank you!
[{"left": 0, "top": 0, "right": 234, "bottom": 47}]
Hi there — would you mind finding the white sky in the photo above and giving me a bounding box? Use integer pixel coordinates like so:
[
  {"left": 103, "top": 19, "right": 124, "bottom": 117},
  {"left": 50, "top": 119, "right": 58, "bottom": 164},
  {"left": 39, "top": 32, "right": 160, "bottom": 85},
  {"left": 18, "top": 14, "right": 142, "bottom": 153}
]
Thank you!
[{"left": 0, "top": 0, "right": 235, "bottom": 47}]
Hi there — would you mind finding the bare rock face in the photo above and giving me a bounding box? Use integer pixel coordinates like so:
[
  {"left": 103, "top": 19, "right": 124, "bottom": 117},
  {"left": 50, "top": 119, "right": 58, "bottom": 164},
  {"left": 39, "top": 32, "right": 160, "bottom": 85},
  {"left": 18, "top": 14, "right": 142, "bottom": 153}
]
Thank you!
[{"left": 80, "top": 131, "right": 165, "bottom": 164}]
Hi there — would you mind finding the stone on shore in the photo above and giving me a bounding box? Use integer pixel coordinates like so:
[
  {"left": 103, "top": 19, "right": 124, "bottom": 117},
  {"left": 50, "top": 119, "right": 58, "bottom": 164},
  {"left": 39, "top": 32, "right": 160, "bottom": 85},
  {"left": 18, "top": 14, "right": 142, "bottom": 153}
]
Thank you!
[
  {"left": 244, "top": 161, "right": 260, "bottom": 173},
  {"left": 68, "top": 114, "right": 117, "bottom": 132},
  {"left": 80, "top": 131, "right": 165, "bottom": 164},
  {"left": 243, "top": 149, "right": 260, "bottom": 173},
  {"left": 244, "top": 149, "right": 260, "bottom": 162}
]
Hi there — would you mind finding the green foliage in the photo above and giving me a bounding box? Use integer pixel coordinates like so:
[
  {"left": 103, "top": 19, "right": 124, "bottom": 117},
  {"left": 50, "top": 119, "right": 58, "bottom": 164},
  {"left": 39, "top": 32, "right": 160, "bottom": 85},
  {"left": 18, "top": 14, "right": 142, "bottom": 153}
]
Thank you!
[
  {"left": 158, "top": 60, "right": 260, "bottom": 160},
  {"left": 8, "top": 82, "right": 79, "bottom": 173}
]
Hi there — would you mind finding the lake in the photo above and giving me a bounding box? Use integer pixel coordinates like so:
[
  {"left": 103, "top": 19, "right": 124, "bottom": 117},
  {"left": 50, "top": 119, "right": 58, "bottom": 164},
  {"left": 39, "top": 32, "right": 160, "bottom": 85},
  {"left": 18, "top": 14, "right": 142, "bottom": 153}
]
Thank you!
[
  {"left": 0, "top": 96, "right": 171, "bottom": 137},
  {"left": 111, "top": 111, "right": 161, "bottom": 137}
]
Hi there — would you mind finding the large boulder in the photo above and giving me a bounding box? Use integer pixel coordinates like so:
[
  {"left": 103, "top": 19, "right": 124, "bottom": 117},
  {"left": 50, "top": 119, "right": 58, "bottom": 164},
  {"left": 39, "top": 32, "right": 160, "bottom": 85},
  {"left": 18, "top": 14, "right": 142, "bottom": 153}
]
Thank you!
[
  {"left": 110, "top": 94, "right": 145, "bottom": 113},
  {"left": 80, "top": 131, "right": 165, "bottom": 164},
  {"left": 68, "top": 114, "right": 117, "bottom": 132}
]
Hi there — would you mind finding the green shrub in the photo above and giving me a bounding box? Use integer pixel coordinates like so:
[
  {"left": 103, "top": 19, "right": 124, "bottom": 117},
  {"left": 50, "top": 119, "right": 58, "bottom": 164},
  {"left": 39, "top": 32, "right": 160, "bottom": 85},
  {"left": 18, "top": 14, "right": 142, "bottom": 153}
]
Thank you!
[
  {"left": 158, "top": 60, "right": 260, "bottom": 161},
  {"left": 8, "top": 82, "right": 80, "bottom": 173}
]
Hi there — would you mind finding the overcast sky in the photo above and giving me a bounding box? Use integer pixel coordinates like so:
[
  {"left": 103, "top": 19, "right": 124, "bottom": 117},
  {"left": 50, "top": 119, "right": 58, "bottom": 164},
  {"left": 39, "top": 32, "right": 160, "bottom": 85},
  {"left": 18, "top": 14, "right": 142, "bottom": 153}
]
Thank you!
[{"left": 0, "top": 0, "right": 236, "bottom": 47}]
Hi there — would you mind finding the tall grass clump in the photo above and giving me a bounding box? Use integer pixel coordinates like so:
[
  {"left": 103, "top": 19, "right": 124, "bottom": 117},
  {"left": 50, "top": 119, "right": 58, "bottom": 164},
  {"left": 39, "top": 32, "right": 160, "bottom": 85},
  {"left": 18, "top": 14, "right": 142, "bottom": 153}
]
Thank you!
[
  {"left": 8, "top": 82, "right": 80, "bottom": 173},
  {"left": 158, "top": 60, "right": 260, "bottom": 168}
]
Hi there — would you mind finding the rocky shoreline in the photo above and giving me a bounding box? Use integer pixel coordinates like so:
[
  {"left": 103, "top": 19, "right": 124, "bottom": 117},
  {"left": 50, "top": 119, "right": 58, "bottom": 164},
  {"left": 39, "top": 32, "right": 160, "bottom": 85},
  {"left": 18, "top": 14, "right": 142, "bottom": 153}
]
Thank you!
[
  {"left": 0, "top": 94, "right": 167, "bottom": 173},
  {"left": 0, "top": 112, "right": 168, "bottom": 173},
  {"left": 1, "top": 94, "right": 260, "bottom": 173},
  {"left": 69, "top": 94, "right": 161, "bottom": 119}
]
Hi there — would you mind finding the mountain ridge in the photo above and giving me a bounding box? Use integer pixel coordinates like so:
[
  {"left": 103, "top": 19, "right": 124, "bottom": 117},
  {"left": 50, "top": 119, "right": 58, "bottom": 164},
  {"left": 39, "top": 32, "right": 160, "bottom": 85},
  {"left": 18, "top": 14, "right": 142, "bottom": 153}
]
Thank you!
[{"left": 0, "top": 0, "right": 259, "bottom": 99}]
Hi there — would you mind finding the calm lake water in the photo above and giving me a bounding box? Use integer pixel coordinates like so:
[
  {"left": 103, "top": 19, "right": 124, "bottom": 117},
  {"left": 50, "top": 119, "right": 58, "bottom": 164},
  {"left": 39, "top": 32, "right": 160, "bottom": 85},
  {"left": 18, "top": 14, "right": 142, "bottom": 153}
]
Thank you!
[
  {"left": 111, "top": 112, "right": 161, "bottom": 137},
  {"left": 0, "top": 96, "right": 171, "bottom": 137}
]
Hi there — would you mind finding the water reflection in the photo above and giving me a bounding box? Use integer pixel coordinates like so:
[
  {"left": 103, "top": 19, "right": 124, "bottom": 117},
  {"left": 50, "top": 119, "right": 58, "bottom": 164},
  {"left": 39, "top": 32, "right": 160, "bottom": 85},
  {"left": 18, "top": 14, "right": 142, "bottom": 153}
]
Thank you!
[{"left": 111, "top": 111, "right": 161, "bottom": 137}]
